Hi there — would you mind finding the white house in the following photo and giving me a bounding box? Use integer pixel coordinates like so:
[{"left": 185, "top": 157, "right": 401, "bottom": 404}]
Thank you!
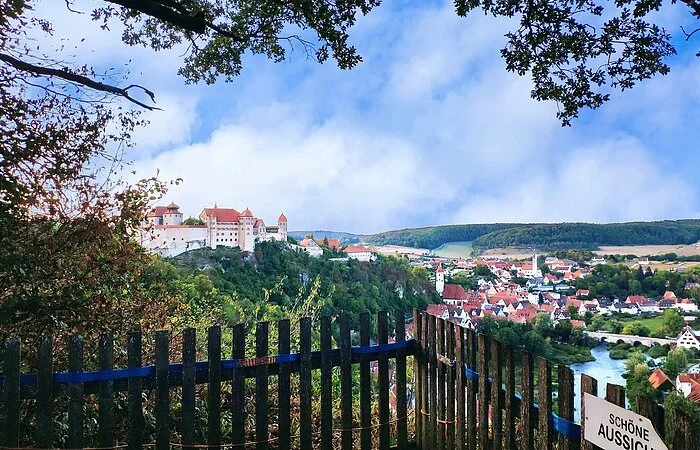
[
  {"left": 298, "top": 238, "right": 323, "bottom": 257},
  {"left": 674, "top": 298, "right": 699, "bottom": 313},
  {"left": 677, "top": 326, "right": 700, "bottom": 350},
  {"left": 345, "top": 245, "right": 373, "bottom": 262}
]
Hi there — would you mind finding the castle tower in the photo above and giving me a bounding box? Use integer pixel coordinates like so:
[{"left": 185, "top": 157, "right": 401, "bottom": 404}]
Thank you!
[
  {"left": 278, "top": 213, "right": 288, "bottom": 241},
  {"left": 436, "top": 264, "right": 445, "bottom": 295},
  {"left": 239, "top": 207, "right": 255, "bottom": 252}
]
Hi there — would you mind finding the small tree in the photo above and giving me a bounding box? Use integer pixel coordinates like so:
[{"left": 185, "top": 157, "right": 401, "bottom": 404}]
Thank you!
[{"left": 660, "top": 308, "right": 686, "bottom": 337}]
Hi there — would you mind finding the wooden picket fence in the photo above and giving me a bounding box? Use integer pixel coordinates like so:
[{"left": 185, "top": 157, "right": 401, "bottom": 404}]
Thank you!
[{"left": 0, "top": 309, "right": 698, "bottom": 449}]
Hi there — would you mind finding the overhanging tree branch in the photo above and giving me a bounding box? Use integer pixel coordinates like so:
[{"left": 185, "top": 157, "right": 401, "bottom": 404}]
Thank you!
[
  {"left": 104, "top": 0, "right": 206, "bottom": 33},
  {"left": 0, "top": 53, "right": 160, "bottom": 110}
]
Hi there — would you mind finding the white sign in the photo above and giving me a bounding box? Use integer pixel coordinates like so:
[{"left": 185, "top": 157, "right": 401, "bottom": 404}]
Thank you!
[{"left": 583, "top": 393, "right": 668, "bottom": 450}]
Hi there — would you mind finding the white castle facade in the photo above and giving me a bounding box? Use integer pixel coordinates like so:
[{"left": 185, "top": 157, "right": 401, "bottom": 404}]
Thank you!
[{"left": 141, "top": 203, "right": 287, "bottom": 257}]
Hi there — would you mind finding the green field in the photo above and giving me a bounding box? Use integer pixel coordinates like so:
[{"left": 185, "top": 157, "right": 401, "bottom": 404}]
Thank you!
[
  {"left": 620, "top": 315, "right": 665, "bottom": 334},
  {"left": 432, "top": 241, "right": 473, "bottom": 258}
]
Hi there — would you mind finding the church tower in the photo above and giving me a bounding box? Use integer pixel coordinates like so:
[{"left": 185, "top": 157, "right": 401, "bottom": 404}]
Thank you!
[
  {"left": 278, "top": 213, "right": 288, "bottom": 241},
  {"left": 532, "top": 251, "right": 542, "bottom": 278},
  {"left": 436, "top": 264, "right": 445, "bottom": 295}
]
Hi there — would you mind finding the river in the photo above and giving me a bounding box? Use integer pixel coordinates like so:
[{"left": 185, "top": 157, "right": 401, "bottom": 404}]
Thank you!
[{"left": 570, "top": 344, "right": 627, "bottom": 420}]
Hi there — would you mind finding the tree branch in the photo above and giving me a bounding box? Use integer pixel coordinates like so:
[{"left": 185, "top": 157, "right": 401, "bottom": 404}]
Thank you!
[
  {"left": 0, "top": 53, "right": 160, "bottom": 110},
  {"left": 104, "top": 0, "right": 206, "bottom": 33}
]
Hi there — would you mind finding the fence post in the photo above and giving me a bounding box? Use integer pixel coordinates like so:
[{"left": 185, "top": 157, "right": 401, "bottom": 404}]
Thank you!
[
  {"left": 395, "top": 310, "right": 408, "bottom": 450},
  {"left": 320, "top": 316, "right": 333, "bottom": 450},
  {"left": 446, "top": 321, "right": 456, "bottom": 449},
  {"left": 557, "top": 365, "right": 576, "bottom": 450},
  {"left": 37, "top": 335, "right": 53, "bottom": 449},
  {"left": 478, "top": 334, "right": 490, "bottom": 450},
  {"left": 422, "top": 312, "right": 431, "bottom": 450},
  {"left": 428, "top": 314, "right": 438, "bottom": 450},
  {"left": 128, "top": 331, "right": 143, "bottom": 450},
  {"left": 378, "top": 311, "right": 391, "bottom": 450},
  {"left": 636, "top": 396, "right": 664, "bottom": 439},
  {"left": 182, "top": 328, "right": 196, "bottom": 447},
  {"left": 360, "top": 312, "right": 372, "bottom": 450},
  {"left": 491, "top": 339, "right": 503, "bottom": 450},
  {"left": 1, "top": 338, "right": 20, "bottom": 447},
  {"left": 299, "top": 317, "right": 313, "bottom": 450},
  {"left": 456, "top": 324, "right": 466, "bottom": 450},
  {"left": 537, "top": 357, "right": 553, "bottom": 450},
  {"left": 521, "top": 351, "right": 535, "bottom": 450},
  {"left": 669, "top": 408, "right": 697, "bottom": 450},
  {"left": 155, "top": 330, "right": 170, "bottom": 450},
  {"left": 413, "top": 310, "right": 423, "bottom": 447},
  {"left": 99, "top": 333, "right": 115, "bottom": 448},
  {"left": 605, "top": 384, "right": 625, "bottom": 407},
  {"left": 231, "top": 324, "right": 246, "bottom": 447},
  {"left": 340, "top": 314, "right": 353, "bottom": 450},
  {"left": 68, "top": 334, "right": 84, "bottom": 450},
  {"left": 466, "top": 329, "right": 477, "bottom": 450},
  {"left": 255, "top": 322, "right": 269, "bottom": 450},
  {"left": 437, "top": 318, "right": 446, "bottom": 450},
  {"left": 580, "top": 374, "right": 600, "bottom": 450},
  {"left": 278, "top": 319, "right": 291, "bottom": 450},
  {"left": 503, "top": 345, "right": 516, "bottom": 450},
  {"left": 209, "top": 326, "right": 222, "bottom": 447}
]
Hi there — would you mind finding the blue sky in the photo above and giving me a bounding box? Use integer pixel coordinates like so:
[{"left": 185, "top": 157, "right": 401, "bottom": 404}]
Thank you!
[{"left": 40, "top": 1, "right": 700, "bottom": 233}]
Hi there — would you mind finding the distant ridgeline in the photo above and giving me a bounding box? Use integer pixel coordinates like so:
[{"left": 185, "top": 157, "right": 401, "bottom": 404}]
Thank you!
[
  {"left": 364, "top": 220, "right": 700, "bottom": 251},
  {"left": 288, "top": 230, "right": 361, "bottom": 244}
]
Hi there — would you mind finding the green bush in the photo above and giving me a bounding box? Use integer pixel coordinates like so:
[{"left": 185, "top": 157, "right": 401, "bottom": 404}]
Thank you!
[
  {"left": 610, "top": 349, "right": 630, "bottom": 360},
  {"left": 648, "top": 345, "right": 669, "bottom": 358}
]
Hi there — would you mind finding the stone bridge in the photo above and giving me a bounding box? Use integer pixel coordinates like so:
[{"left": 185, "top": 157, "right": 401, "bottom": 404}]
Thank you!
[{"left": 587, "top": 331, "right": 675, "bottom": 347}]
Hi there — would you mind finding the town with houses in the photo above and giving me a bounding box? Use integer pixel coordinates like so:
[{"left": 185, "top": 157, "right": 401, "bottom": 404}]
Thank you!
[{"left": 140, "top": 206, "right": 700, "bottom": 403}]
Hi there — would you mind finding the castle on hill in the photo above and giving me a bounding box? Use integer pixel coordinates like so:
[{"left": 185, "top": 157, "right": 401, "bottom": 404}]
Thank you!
[{"left": 141, "top": 202, "right": 287, "bottom": 256}]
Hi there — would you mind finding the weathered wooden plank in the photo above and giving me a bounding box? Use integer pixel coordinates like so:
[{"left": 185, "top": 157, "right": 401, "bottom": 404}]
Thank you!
[
  {"left": 413, "top": 310, "right": 423, "bottom": 447},
  {"left": 360, "top": 312, "right": 372, "bottom": 450},
  {"left": 1, "top": 339, "right": 20, "bottom": 447},
  {"left": 456, "top": 324, "right": 466, "bottom": 450},
  {"left": 557, "top": 365, "right": 575, "bottom": 450},
  {"left": 155, "top": 330, "right": 170, "bottom": 450},
  {"left": 231, "top": 324, "right": 246, "bottom": 447},
  {"left": 446, "top": 321, "right": 456, "bottom": 450},
  {"left": 428, "top": 314, "right": 438, "bottom": 450},
  {"left": 299, "top": 317, "right": 313, "bottom": 450},
  {"left": 521, "top": 351, "right": 534, "bottom": 450},
  {"left": 340, "top": 314, "right": 353, "bottom": 450},
  {"left": 670, "top": 408, "right": 697, "bottom": 450},
  {"left": 128, "top": 332, "right": 144, "bottom": 450},
  {"left": 605, "top": 383, "right": 625, "bottom": 407},
  {"left": 378, "top": 311, "right": 391, "bottom": 450},
  {"left": 478, "top": 334, "right": 490, "bottom": 450},
  {"left": 255, "top": 322, "right": 269, "bottom": 450},
  {"left": 99, "top": 333, "right": 115, "bottom": 448},
  {"left": 396, "top": 310, "right": 408, "bottom": 450},
  {"left": 580, "top": 374, "right": 600, "bottom": 450},
  {"left": 636, "top": 396, "right": 664, "bottom": 441},
  {"left": 503, "top": 345, "right": 515, "bottom": 450},
  {"left": 68, "top": 335, "right": 84, "bottom": 450},
  {"left": 320, "top": 316, "right": 333, "bottom": 450},
  {"left": 36, "top": 335, "right": 53, "bottom": 448},
  {"left": 437, "top": 318, "right": 446, "bottom": 450},
  {"left": 422, "top": 312, "right": 431, "bottom": 450},
  {"left": 466, "top": 329, "right": 477, "bottom": 450},
  {"left": 537, "top": 357, "right": 552, "bottom": 450},
  {"left": 208, "top": 326, "right": 222, "bottom": 447},
  {"left": 182, "top": 328, "right": 196, "bottom": 446},
  {"left": 277, "top": 319, "right": 291, "bottom": 450},
  {"left": 491, "top": 339, "right": 502, "bottom": 450}
]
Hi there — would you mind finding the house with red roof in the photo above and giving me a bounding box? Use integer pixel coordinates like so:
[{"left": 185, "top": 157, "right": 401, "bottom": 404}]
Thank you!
[
  {"left": 648, "top": 369, "right": 674, "bottom": 391},
  {"left": 344, "top": 245, "right": 374, "bottom": 262}
]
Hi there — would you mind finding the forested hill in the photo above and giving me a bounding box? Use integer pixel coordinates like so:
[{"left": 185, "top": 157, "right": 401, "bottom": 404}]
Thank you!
[
  {"left": 364, "top": 220, "right": 700, "bottom": 250},
  {"left": 166, "top": 241, "right": 438, "bottom": 327}
]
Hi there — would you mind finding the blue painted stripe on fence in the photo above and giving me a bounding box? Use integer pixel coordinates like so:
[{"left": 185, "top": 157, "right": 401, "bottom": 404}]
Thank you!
[
  {"left": 0, "top": 339, "right": 414, "bottom": 388},
  {"left": 462, "top": 364, "right": 581, "bottom": 440}
]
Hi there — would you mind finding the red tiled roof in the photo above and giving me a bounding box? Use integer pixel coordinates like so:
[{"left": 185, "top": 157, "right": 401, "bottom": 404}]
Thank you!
[
  {"left": 648, "top": 369, "right": 672, "bottom": 389},
  {"left": 689, "top": 380, "right": 700, "bottom": 402},
  {"left": 663, "top": 291, "right": 677, "bottom": 300},
  {"left": 626, "top": 295, "right": 646, "bottom": 304},
  {"left": 345, "top": 245, "right": 371, "bottom": 253},
  {"left": 241, "top": 208, "right": 253, "bottom": 217},
  {"left": 570, "top": 320, "right": 586, "bottom": 328},
  {"left": 166, "top": 202, "right": 180, "bottom": 210},
  {"left": 443, "top": 284, "right": 468, "bottom": 301},
  {"left": 147, "top": 206, "right": 169, "bottom": 217},
  {"left": 154, "top": 225, "right": 206, "bottom": 229},
  {"left": 278, "top": 213, "right": 287, "bottom": 222},
  {"left": 202, "top": 207, "right": 240, "bottom": 222},
  {"left": 426, "top": 305, "right": 447, "bottom": 316}
]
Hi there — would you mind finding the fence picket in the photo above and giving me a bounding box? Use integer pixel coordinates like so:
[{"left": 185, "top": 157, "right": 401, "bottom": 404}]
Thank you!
[
  {"left": 182, "top": 328, "right": 196, "bottom": 447},
  {"left": 360, "top": 312, "right": 372, "bottom": 450},
  {"left": 437, "top": 318, "right": 446, "bottom": 450},
  {"left": 428, "top": 314, "right": 438, "bottom": 450},
  {"left": 605, "top": 383, "right": 625, "bottom": 407},
  {"left": 36, "top": 336, "right": 53, "bottom": 448},
  {"left": 378, "top": 311, "right": 390, "bottom": 450},
  {"left": 580, "top": 374, "right": 600, "bottom": 450},
  {"left": 340, "top": 314, "right": 353, "bottom": 450},
  {"left": 491, "top": 339, "right": 503, "bottom": 450},
  {"left": 413, "top": 310, "right": 423, "bottom": 447},
  {"left": 466, "top": 329, "right": 477, "bottom": 450},
  {"left": 320, "top": 316, "right": 333, "bottom": 450},
  {"left": 537, "top": 357, "right": 553, "bottom": 450},
  {"left": 231, "top": 324, "right": 246, "bottom": 447},
  {"left": 68, "top": 335, "right": 84, "bottom": 450},
  {"left": 99, "top": 333, "right": 115, "bottom": 448},
  {"left": 521, "top": 351, "right": 535, "bottom": 450},
  {"left": 299, "top": 317, "right": 313, "bottom": 450},
  {"left": 1, "top": 339, "right": 20, "bottom": 447},
  {"left": 455, "top": 324, "right": 466, "bottom": 450},
  {"left": 636, "top": 396, "right": 664, "bottom": 441},
  {"left": 422, "top": 312, "right": 431, "bottom": 450},
  {"left": 128, "top": 332, "right": 143, "bottom": 450},
  {"left": 255, "top": 322, "right": 268, "bottom": 450},
  {"left": 446, "top": 321, "right": 456, "bottom": 450},
  {"left": 558, "top": 365, "right": 575, "bottom": 450},
  {"left": 277, "top": 319, "right": 291, "bottom": 450},
  {"left": 209, "top": 326, "right": 222, "bottom": 447},
  {"left": 155, "top": 330, "right": 169, "bottom": 450},
  {"left": 478, "top": 334, "right": 489, "bottom": 450},
  {"left": 504, "top": 345, "right": 515, "bottom": 450},
  {"left": 395, "top": 310, "right": 408, "bottom": 450}
]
